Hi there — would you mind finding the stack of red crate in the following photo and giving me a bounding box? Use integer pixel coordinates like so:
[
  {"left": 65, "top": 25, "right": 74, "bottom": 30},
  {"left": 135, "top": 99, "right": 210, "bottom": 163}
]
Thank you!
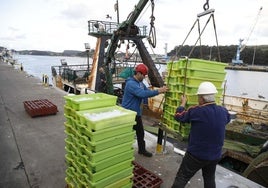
[
  {"left": 23, "top": 99, "right": 58, "bottom": 117},
  {"left": 132, "top": 161, "right": 163, "bottom": 188}
]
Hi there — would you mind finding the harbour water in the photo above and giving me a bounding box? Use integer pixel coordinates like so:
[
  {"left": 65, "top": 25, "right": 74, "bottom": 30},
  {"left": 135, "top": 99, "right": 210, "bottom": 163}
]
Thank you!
[{"left": 14, "top": 54, "right": 268, "bottom": 100}]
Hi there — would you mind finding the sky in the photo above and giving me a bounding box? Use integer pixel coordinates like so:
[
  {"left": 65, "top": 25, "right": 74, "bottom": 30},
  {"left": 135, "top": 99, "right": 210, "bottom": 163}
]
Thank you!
[{"left": 0, "top": 0, "right": 267, "bottom": 55}]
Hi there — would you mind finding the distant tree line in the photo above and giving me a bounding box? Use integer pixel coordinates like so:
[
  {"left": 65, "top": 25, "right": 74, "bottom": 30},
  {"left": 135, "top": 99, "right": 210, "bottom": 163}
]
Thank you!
[
  {"left": 4, "top": 45, "right": 267, "bottom": 66},
  {"left": 168, "top": 45, "right": 268, "bottom": 66},
  {"left": 17, "top": 50, "right": 83, "bottom": 56}
]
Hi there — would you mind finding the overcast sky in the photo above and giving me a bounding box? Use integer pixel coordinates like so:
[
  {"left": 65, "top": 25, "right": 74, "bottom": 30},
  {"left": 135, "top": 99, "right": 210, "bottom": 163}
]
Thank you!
[{"left": 0, "top": 0, "right": 267, "bottom": 54}]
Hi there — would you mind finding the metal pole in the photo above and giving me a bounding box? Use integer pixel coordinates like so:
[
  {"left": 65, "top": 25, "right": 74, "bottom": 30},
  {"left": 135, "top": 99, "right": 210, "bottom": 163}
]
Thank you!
[
  {"left": 156, "top": 128, "right": 163, "bottom": 154},
  {"left": 252, "top": 46, "right": 256, "bottom": 66},
  {"left": 116, "top": 0, "right": 119, "bottom": 24},
  {"left": 84, "top": 43, "right": 90, "bottom": 73},
  {"left": 163, "top": 131, "right": 168, "bottom": 153},
  {"left": 87, "top": 50, "right": 90, "bottom": 72}
]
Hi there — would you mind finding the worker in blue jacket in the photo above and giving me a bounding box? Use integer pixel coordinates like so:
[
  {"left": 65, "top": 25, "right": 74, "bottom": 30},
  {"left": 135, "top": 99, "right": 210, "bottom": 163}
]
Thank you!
[
  {"left": 122, "top": 64, "right": 168, "bottom": 157},
  {"left": 172, "top": 81, "right": 230, "bottom": 188}
]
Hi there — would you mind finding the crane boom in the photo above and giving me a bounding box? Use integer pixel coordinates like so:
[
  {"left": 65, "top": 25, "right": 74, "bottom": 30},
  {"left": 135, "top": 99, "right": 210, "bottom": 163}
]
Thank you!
[
  {"left": 232, "top": 6, "right": 262, "bottom": 65},
  {"left": 240, "top": 6, "right": 263, "bottom": 52},
  {"left": 102, "top": 0, "right": 163, "bottom": 94},
  {"left": 105, "top": 0, "right": 150, "bottom": 65}
]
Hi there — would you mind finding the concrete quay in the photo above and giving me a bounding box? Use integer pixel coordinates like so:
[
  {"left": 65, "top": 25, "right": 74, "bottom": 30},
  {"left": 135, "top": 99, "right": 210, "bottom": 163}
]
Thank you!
[{"left": 0, "top": 62, "right": 263, "bottom": 188}]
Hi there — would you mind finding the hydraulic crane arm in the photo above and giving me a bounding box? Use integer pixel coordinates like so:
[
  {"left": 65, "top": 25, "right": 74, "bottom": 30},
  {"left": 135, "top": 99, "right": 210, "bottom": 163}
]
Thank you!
[
  {"left": 104, "top": 0, "right": 158, "bottom": 94},
  {"left": 105, "top": 0, "right": 150, "bottom": 66}
]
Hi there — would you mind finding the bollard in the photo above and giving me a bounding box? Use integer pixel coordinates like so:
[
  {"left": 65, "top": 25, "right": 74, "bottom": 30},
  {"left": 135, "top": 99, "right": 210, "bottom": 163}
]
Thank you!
[
  {"left": 44, "top": 74, "right": 49, "bottom": 87},
  {"left": 156, "top": 128, "right": 164, "bottom": 154},
  {"left": 42, "top": 74, "right": 49, "bottom": 87},
  {"left": 42, "top": 74, "right": 45, "bottom": 85},
  {"left": 20, "top": 63, "right": 24, "bottom": 71}
]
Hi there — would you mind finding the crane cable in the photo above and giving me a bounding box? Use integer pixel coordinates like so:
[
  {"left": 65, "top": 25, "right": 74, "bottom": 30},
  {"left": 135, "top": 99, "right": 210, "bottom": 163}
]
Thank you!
[
  {"left": 175, "top": 10, "right": 220, "bottom": 61},
  {"left": 148, "top": 0, "right": 156, "bottom": 48},
  {"left": 203, "top": 0, "right": 209, "bottom": 11},
  {"left": 160, "top": 0, "right": 220, "bottom": 142},
  {"left": 135, "top": 0, "right": 156, "bottom": 48},
  {"left": 240, "top": 6, "right": 263, "bottom": 52}
]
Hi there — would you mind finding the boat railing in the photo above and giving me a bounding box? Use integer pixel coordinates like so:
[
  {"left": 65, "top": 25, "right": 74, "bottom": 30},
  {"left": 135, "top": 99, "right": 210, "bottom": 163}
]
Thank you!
[
  {"left": 51, "top": 64, "right": 91, "bottom": 84},
  {"left": 88, "top": 20, "right": 148, "bottom": 38}
]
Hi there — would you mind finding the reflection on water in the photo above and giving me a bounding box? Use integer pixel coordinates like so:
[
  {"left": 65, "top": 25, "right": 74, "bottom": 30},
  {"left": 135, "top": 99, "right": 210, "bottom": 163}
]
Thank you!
[
  {"left": 15, "top": 54, "right": 89, "bottom": 84},
  {"left": 15, "top": 55, "right": 268, "bottom": 100},
  {"left": 225, "top": 70, "right": 268, "bottom": 99}
]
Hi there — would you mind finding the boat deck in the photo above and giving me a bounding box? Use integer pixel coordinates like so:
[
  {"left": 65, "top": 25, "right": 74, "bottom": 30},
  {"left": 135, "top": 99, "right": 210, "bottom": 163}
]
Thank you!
[{"left": 0, "top": 62, "right": 264, "bottom": 188}]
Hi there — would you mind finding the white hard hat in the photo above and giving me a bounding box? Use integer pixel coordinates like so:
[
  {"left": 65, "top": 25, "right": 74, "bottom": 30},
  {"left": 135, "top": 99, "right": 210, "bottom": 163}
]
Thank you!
[{"left": 196, "top": 81, "right": 218, "bottom": 95}]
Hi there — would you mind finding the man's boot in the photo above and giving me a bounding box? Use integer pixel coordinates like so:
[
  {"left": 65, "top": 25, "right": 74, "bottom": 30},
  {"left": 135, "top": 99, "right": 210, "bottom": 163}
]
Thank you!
[{"left": 138, "top": 141, "right": 153, "bottom": 157}]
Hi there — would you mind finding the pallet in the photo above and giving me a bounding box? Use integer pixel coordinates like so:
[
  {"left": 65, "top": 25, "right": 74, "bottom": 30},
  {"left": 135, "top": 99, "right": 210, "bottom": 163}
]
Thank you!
[
  {"left": 132, "top": 161, "right": 163, "bottom": 188},
  {"left": 23, "top": 99, "right": 58, "bottom": 117}
]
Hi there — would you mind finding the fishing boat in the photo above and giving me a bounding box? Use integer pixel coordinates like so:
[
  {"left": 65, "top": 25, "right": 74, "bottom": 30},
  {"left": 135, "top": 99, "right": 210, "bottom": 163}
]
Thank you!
[{"left": 51, "top": 0, "right": 268, "bottom": 186}]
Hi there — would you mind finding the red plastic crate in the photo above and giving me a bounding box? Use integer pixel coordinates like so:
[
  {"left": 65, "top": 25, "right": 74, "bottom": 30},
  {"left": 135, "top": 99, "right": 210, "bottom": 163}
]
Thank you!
[
  {"left": 132, "top": 161, "right": 163, "bottom": 188},
  {"left": 23, "top": 99, "right": 58, "bottom": 117}
]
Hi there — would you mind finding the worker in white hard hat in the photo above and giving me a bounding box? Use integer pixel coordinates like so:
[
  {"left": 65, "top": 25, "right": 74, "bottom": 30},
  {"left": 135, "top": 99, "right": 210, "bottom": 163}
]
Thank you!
[{"left": 172, "top": 81, "right": 230, "bottom": 188}]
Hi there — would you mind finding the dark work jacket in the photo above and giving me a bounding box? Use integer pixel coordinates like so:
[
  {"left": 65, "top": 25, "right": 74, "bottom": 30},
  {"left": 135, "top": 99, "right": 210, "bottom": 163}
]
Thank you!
[{"left": 174, "top": 102, "right": 230, "bottom": 160}]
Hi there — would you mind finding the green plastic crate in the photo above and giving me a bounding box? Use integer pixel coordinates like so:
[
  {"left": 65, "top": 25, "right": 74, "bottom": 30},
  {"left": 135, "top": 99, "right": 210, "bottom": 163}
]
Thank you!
[
  {"left": 80, "top": 149, "right": 134, "bottom": 172},
  {"left": 176, "top": 93, "right": 222, "bottom": 104},
  {"left": 122, "top": 182, "right": 133, "bottom": 188},
  {"left": 64, "top": 122, "right": 75, "bottom": 135},
  {"left": 165, "top": 76, "right": 178, "bottom": 84},
  {"left": 64, "top": 105, "right": 76, "bottom": 117},
  {"left": 105, "top": 175, "right": 133, "bottom": 188},
  {"left": 64, "top": 114, "right": 75, "bottom": 127},
  {"left": 64, "top": 93, "right": 117, "bottom": 110},
  {"left": 65, "top": 177, "right": 75, "bottom": 188},
  {"left": 64, "top": 127, "right": 79, "bottom": 142},
  {"left": 165, "top": 91, "right": 179, "bottom": 99},
  {"left": 177, "top": 85, "right": 224, "bottom": 95},
  {"left": 75, "top": 121, "right": 135, "bottom": 142},
  {"left": 76, "top": 106, "right": 136, "bottom": 131},
  {"left": 64, "top": 122, "right": 81, "bottom": 138},
  {"left": 65, "top": 153, "right": 74, "bottom": 167},
  {"left": 167, "top": 58, "right": 227, "bottom": 71},
  {"left": 187, "top": 58, "right": 227, "bottom": 71},
  {"left": 65, "top": 137, "right": 77, "bottom": 152},
  {"left": 86, "top": 167, "right": 133, "bottom": 188},
  {"left": 163, "top": 111, "right": 173, "bottom": 121},
  {"left": 167, "top": 83, "right": 180, "bottom": 91},
  {"left": 65, "top": 167, "right": 76, "bottom": 187},
  {"left": 79, "top": 159, "right": 133, "bottom": 182},
  {"left": 178, "top": 76, "right": 224, "bottom": 88},
  {"left": 178, "top": 68, "right": 226, "bottom": 80},
  {"left": 165, "top": 97, "right": 178, "bottom": 107},
  {"left": 79, "top": 131, "right": 135, "bottom": 152},
  {"left": 81, "top": 121, "right": 136, "bottom": 142},
  {"left": 76, "top": 141, "right": 134, "bottom": 163},
  {"left": 65, "top": 148, "right": 76, "bottom": 160},
  {"left": 165, "top": 80, "right": 225, "bottom": 95},
  {"left": 177, "top": 76, "right": 224, "bottom": 88},
  {"left": 167, "top": 70, "right": 180, "bottom": 77}
]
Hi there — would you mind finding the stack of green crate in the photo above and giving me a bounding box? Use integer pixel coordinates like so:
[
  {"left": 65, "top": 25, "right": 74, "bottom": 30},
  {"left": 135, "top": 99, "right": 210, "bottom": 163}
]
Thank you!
[
  {"left": 63, "top": 93, "right": 136, "bottom": 188},
  {"left": 163, "top": 58, "right": 227, "bottom": 139}
]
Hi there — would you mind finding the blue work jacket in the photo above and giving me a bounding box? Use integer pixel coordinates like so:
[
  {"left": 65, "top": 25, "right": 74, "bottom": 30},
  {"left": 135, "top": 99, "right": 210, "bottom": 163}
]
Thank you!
[{"left": 122, "top": 77, "right": 158, "bottom": 116}]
